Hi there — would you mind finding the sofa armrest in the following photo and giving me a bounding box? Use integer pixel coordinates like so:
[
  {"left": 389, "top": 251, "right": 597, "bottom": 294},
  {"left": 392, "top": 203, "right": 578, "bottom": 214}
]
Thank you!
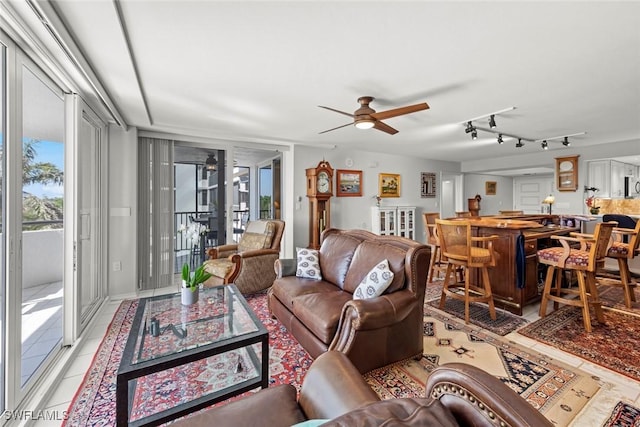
[
  {"left": 274, "top": 258, "right": 297, "bottom": 278},
  {"left": 298, "top": 351, "right": 380, "bottom": 420},
  {"left": 425, "top": 363, "right": 553, "bottom": 427},
  {"left": 338, "top": 290, "right": 418, "bottom": 331}
]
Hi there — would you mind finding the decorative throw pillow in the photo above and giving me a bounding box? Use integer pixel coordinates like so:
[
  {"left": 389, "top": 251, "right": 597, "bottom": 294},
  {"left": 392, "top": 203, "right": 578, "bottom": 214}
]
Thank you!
[
  {"left": 296, "top": 247, "right": 322, "bottom": 280},
  {"left": 353, "top": 259, "right": 394, "bottom": 300}
]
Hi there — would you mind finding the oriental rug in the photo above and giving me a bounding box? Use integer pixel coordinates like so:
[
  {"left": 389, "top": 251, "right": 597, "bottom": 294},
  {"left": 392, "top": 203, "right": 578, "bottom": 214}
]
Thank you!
[
  {"left": 66, "top": 291, "right": 599, "bottom": 427},
  {"left": 602, "top": 401, "right": 640, "bottom": 427},
  {"left": 518, "top": 304, "right": 640, "bottom": 382},
  {"left": 364, "top": 306, "right": 600, "bottom": 427}
]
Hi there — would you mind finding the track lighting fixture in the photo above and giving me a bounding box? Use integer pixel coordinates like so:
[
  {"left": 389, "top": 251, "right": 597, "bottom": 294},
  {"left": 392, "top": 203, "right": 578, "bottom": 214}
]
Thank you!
[
  {"left": 516, "top": 139, "right": 524, "bottom": 148},
  {"left": 562, "top": 137, "right": 570, "bottom": 147},
  {"left": 488, "top": 115, "right": 496, "bottom": 129},
  {"left": 541, "top": 140, "right": 548, "bottom": 150},
  {"left": 205, "top": 154, "right": 218, "bottom": 171},
  {"left": 471, "top": 129, "right": 478, "bottom": 140},
  {"left": 497, "top": 134, "right": 503, "bottom": 144}
]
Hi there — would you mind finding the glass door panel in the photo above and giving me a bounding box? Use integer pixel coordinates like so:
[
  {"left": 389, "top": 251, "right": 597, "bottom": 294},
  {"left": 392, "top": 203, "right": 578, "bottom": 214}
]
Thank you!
[{"left": 20, "top": 65, "right": 64, "bottom": 387}]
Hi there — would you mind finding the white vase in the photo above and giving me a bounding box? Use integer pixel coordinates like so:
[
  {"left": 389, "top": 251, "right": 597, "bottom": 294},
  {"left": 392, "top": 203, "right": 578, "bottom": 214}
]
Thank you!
[{"left": 181, "top": 285, "right": 199, "bottom": 305}]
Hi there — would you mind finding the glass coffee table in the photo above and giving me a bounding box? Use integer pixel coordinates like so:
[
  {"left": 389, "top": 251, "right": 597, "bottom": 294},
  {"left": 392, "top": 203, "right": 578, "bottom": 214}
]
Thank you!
[{"left": 116, "top": 284, "right": 268, "bottom": 426}]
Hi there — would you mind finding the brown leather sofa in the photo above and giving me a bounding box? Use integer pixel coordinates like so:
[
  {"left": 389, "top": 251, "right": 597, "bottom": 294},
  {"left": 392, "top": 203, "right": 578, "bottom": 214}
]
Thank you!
[
  {"left": 268, "top": 228, "right": 431, "bottom": 373},
  {"left": 171, "top": 351, "right": 553, "bottom": 427}
]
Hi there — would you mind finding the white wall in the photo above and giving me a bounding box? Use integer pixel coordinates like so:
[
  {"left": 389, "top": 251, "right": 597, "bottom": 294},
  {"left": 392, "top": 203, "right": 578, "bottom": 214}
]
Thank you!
[
  {"left": 463, "top": 174, "right": 514, "bottom": 215},
  {"left": 289, "top": 146, "right": 459, "bottom": 249},
  {"left": 108, "top": 124, "right": 138, "bottom": 298}
]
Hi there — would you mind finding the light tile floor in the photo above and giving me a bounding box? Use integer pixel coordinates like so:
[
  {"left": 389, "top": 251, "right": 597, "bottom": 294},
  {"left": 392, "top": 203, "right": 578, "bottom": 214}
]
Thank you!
[{"left": 31, "top": 286, "right": 640, "bottom": 427}]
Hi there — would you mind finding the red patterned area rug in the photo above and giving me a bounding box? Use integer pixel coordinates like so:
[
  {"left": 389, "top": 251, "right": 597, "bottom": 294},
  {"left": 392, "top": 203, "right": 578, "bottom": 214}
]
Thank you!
[
  {"left": 364, "top": 307, "right": 601, "bottom": 427},
  {"left": 602, "top": 401, "right": 640, "bottom": 427},
  {"left": 63, "top": 291, "right": 313, "bottom": 426},
  {"left": 518, "top": 304, "right": 640, "bottom": 382}
]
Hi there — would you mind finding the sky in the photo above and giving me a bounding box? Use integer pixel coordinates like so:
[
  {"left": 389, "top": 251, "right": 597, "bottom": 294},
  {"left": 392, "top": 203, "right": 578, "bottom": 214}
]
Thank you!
[{"left": 23, "top": 139, "right": 64, "bottom": 199}]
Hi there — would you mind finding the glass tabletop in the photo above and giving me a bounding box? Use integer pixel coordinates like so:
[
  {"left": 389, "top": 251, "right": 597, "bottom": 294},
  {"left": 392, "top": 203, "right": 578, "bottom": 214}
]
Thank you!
[{"left": 131, "top": 285, "right": 260, "bottom": 364}]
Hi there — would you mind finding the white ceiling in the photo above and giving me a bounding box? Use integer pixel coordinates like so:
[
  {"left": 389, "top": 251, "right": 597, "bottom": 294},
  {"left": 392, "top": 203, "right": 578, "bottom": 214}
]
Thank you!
[{"left": 47, "top": 1, "right": 640, "bottom": 168}]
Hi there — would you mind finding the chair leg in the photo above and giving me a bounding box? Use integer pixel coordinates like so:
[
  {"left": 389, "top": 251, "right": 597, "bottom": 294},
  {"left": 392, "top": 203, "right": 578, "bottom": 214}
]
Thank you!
[
  {"left": 481, "top": 267, "right": 496, "bottom": 320},
  {"left": 586, "top": 271, "right": 604, "bottom": 324},
  {"left": 539, "top": 265, "right": 555, "bottom": 318},
  {"left": 439, "top": 263, "right": 454, "bottom": 310},
  {"left": 464, "top": 267, "right": 471, "bottom": 324},
  {"left": 576, "top": 272, "right": 592, "bottom": 333},
  {"left": 428, "top": 245, "right": 437, "bottom": 283},
  {"left": 618, "top": 258, "right": 635, "bottom": 308}
]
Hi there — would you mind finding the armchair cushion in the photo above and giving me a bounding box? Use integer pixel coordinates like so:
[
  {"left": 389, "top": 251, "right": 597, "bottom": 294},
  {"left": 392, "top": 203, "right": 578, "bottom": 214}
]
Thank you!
[
  {"left": 238, "top": 220, "right": 276, "bottom": 251},
  {"left": 203, "top": 259, "right": 234, "bottom": 278}
]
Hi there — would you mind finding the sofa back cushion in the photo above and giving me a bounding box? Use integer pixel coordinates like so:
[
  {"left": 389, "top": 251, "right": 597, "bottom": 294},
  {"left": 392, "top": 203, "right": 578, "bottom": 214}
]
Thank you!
[
  {"left": 343, "top": 241, "right": 407, "bottom": 294},
  {"left": 319, "top": 233, "right": 362, "bottom": 289}
]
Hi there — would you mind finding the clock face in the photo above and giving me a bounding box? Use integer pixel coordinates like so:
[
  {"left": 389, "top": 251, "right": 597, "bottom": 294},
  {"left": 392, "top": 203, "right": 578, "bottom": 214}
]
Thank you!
[{"left": 317, "top": 171, "right": 330, "bottom": 193}]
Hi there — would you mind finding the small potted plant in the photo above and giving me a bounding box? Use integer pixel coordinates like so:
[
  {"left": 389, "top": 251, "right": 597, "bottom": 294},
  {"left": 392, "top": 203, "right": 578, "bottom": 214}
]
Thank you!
[{"left": 181, "top": 263, "right": 212, "bottom": 305}]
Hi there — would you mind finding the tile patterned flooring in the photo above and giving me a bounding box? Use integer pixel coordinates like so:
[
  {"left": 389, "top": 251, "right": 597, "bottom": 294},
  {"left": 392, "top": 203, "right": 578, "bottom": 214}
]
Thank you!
[{"left": 30, "top": 285, "right": 640, "bottom": 427}]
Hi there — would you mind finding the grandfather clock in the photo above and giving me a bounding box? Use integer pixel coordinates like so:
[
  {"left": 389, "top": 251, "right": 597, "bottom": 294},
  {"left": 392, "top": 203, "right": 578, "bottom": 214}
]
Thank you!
[{"left": 306, "top": 160, "right": 334, "bottom": 249}]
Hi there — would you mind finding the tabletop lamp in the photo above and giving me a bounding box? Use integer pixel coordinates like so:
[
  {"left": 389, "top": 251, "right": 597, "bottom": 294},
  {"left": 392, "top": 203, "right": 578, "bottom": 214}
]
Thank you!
[{"left": 542, "top": 194, "right": 555, "bottom": 215}]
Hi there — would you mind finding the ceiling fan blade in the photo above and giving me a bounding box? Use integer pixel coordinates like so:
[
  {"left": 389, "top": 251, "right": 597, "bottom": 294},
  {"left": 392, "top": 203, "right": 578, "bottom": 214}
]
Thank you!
[
  {"left": 318, "top": 106, "right": 355, "bottom": 118},
  {"left": 373, "top": 120, "right": 398, "bottom": 135},
  {"left": 319, "top": 122, "right": 353, "bottom": 134},
  {"left": 371, "top": 102, "right": 429, "bottom": 120}
]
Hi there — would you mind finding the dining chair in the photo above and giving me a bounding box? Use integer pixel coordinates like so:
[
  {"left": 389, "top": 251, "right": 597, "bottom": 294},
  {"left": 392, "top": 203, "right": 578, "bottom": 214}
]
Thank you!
[
  {"left": 455, "top": 211, "right": 472, "bottom": 218},
  {"left": 423, "top": 213, "right": 447, "bottom": 283},
  {"left": 435, "top": 219, "right": 499, "bottom": 324},
  {"left": 537, "top": 221, "right": 617, "bottom": 332}
]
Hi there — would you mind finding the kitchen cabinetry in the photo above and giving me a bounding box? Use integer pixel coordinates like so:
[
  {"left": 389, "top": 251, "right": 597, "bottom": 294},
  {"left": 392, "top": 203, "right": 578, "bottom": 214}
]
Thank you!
[
  {"left": 371, "top": 206, "right": 415, "bottom": 239},
  {"left": 587, "top": 159, "right": 636, "bottom": 199}
]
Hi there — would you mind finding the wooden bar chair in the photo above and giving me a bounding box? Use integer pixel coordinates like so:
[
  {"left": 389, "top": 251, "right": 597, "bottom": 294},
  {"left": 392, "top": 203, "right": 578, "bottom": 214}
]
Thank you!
[
  {"left": 536, "top": 221, "right": 616, "bottom": 332},
  {"left": 423, "top": 213, "right": 447, "bottom": 283},
  {"left": 455, "top": 211, "right": 472, "bottom": 218},
  {"left": 436, "top": 219, "right": 499, "bottom": 324},
  {"left": 598, "top": 217, "right": 640, "bottom": 308}
]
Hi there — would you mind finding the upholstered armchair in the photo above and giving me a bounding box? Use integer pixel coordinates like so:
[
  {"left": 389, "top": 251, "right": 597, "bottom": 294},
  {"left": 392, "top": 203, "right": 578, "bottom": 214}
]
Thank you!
[{"left": 203, "top": 219, "right": 285, "bottom": 294}]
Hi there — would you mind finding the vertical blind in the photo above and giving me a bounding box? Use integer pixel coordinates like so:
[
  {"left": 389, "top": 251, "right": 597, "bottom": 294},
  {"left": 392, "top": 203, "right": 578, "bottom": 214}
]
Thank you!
[{"left": 138, "top": 137, "right": 174, "bottom": 289}]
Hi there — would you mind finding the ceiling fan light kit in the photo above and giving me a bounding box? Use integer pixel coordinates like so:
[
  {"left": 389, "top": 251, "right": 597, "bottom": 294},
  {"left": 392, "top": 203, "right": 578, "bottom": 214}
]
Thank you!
[{"left": 319, "top": 96, "right": 429, "bottom": 135}]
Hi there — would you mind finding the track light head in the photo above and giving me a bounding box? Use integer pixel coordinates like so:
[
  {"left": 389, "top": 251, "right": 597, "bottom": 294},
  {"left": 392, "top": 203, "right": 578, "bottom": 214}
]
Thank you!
[
  {"left": 465, "top": 121, "right": 474, "bottom": 134},
  {"left": 489, "top": 115, "right": 496, "bottom": 129},
  {"left": 471, "top": 130, "right": 478, "bottom": 140},
  {"left": 541, "top": 140, "right": 548, "bottom": 150},
  {"left": 497, "top": 134, "right": 503, "bottom": 144},
  {"left": 562, "top": 137, "right": 570, "bottom": 147},
  {"left": 516, "top": 139, "right": 524, "bottom": 148}
]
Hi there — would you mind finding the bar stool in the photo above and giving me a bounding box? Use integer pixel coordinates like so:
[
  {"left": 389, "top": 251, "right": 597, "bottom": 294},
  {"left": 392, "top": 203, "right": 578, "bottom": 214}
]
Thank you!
[
  {"left": 423, "top": 213, "right": 447, "bottom": 283},
  {"left": 598, "top": 217, "right": 640, "bottom": 308},
  {"left": 537, "top": 221, "right": 616, "bottom": 332},
  {"left": 436, "top": 219, "right": 499, "bottom": 324}
]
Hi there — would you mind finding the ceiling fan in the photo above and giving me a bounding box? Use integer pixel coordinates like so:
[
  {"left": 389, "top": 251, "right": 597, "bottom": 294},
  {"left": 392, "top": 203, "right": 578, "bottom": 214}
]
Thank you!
[{"left": 318, "top": 96, "right": 429, "bottom": 135}]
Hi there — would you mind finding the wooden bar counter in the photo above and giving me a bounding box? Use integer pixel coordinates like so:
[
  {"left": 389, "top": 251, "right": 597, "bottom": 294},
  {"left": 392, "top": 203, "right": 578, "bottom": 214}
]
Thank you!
[{"left": 452, "top": 215, "right": 579, "bottom": 315}]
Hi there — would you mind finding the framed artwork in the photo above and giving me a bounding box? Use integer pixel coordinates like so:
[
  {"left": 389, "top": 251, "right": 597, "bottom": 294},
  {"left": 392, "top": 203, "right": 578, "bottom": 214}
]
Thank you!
[
  {"left": 379, "top": 173, "right": 401, "bottom": 198},
  {"left": 555, "top": 155, "right": 579, "bottom": 191},
  {"left": 336, "top": 169, "right": 363, "bottom": 197},
  {"left": 421, "top": 172, "right": 436, "bottom": 198},
  {"left": 485, "top": 181, "right": 497, "bottom": 195}
]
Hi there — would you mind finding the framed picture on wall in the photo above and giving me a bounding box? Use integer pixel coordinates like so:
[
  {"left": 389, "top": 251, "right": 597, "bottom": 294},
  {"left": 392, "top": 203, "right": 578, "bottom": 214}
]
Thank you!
[
  {"left": 421, "top": 172, "right": 436, "bottom": 198},
  {"left": 485, "top": 181, "right": 497, "bottom": 195},
  {"left": 378, "top": 173, "right": 401, "bottom": 198},
  {"left": 336, "top": 169, "right": 362, "bottom": 197}
]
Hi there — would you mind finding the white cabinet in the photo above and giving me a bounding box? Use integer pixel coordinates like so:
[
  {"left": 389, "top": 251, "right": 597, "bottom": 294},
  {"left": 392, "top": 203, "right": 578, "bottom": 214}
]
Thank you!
[
  {"left": 371, "top": 206, "right": 415, "bottom": 239},
  {"left": 611, "top": 160, "right": 625, "bottom": 198},
  {"left": 587, "top": 160, "right": 611, "bottom": 197}
]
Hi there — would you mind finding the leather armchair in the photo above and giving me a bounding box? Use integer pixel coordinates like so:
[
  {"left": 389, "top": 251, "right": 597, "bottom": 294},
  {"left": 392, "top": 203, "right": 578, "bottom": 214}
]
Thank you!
[{"left": 203, "top": 219, "right": 285, "bottom": 294}]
